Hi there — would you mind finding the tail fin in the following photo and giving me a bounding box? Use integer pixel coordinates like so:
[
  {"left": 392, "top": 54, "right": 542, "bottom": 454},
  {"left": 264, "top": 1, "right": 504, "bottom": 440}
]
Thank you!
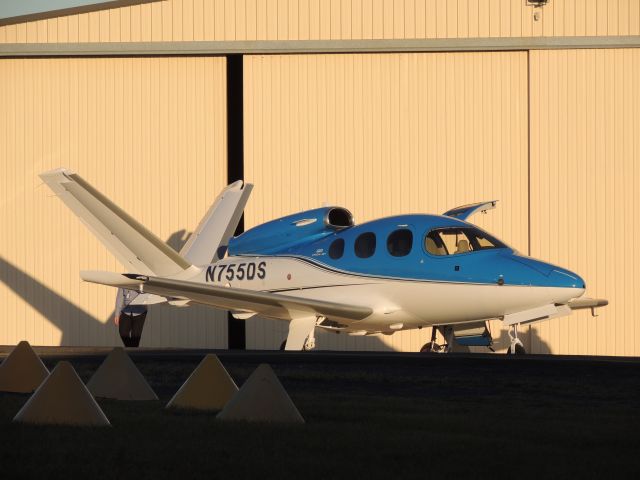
[
  {"left": 40, "top": 168, "right": 192, "bottom": 276},
  {"left": 180, "top": 180, "right": 253, "bottom": 265}
]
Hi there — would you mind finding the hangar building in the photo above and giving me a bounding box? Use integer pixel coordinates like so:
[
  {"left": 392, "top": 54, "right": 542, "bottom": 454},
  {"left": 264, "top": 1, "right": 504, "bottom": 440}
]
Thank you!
[{"left": 1, "top": 0, "right": 638, "bottom": 355}]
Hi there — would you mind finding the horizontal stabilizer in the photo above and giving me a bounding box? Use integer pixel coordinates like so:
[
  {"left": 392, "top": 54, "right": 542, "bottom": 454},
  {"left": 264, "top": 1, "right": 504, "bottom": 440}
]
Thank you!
[
  {"left": 40, "top": 168, "right": 191, "bottom": 276},
  {"left": 180, "top": 180, "right": 253, "bottom": 265}
]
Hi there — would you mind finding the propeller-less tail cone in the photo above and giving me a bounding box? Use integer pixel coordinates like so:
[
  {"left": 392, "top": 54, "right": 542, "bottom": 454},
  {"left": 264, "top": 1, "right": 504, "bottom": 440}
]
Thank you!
[
  {"left": 216, "top": 364, "right": 304, "bottom": 424},
  {"left": 13, "top": 361, "right": 110, "bottom": 426},
  {"left": 86, "top": 347, "right": 158, "bottom": 401},
  {"left": 166, "top": 354, "right": 238, "bottom": 411},
  {"left": 0, "top": 341, "right": 49, "bottom": 393}
]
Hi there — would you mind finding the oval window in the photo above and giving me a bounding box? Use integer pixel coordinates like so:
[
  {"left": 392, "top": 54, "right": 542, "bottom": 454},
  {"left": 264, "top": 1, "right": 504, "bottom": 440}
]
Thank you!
[
  {"left": 354, "top": 232, "right": 376, "bottom": 258},
  {"left": 328, "top": 238, "right": 345, "bottom": 259},
  {"left": 387, "top": 229, "right": 413, "bottom": 257}
]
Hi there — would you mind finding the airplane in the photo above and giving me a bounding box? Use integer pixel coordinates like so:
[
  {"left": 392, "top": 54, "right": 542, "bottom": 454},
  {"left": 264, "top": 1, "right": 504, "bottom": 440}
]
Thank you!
[{"left": 40, "top": 168, "right": 607, "bottom": 354}]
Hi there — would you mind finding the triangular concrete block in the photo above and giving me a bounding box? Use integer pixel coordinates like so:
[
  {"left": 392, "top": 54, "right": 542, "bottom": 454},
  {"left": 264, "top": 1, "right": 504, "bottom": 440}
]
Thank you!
[
  {"left": 13, "top": 361, "right": 110, "bottom": 426},
  {"left": 216, "top": 364, "right": 304, "bottom": 424},
  {"left": 86, "top": 347, "right": 158, "bottom": 401},
  {"left": 166, "top": 354, "right": 238, "bottom": 411},
  {"left": 0, "top": 341, "right": 49, "bottom": 393}
]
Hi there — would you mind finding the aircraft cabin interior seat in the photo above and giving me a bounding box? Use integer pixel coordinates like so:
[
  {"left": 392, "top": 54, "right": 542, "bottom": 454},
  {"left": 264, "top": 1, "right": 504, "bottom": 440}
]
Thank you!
[
  {"left": 425, "top": 236, "right": 447, "bottom": 256},
  {"left": 455, "top": 239, "right": 470, "bottom": 254}
]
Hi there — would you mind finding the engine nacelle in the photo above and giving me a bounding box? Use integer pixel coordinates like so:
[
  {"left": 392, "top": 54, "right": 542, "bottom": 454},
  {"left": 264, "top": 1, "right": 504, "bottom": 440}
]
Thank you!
[{"left": 228, "top": 206, "right": 354, "bottom": 256}]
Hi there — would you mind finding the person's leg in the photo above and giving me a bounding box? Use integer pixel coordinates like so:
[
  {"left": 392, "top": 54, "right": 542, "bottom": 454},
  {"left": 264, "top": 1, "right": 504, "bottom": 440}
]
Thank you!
[
  {"left": 119, "top": 314, "right": 133, "bottom": 347},
  {"left": 129, "top": 312, "right": 147, "bottom": 347}
]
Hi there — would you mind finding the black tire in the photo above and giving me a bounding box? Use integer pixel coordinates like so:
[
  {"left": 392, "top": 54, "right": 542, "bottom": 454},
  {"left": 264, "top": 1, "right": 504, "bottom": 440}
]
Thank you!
[
  {"left": 420, "top": 342, "right": 440, "bottom": 353},
  {"left": 506, "top": 344, "right": 526, "bottom": 355}
]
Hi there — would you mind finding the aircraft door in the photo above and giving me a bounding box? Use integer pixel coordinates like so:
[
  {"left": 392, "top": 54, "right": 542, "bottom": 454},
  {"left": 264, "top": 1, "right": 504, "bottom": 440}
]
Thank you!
[{"left": 422, "top": 227, "right": 508, "bottom": 284}]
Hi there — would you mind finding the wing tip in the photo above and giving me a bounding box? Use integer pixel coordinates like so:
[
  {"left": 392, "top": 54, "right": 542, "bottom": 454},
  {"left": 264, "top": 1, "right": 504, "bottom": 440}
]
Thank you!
[
  {"left": 568, "top": 297, "right": 609, "bottom": 310},
  {"left": 80, "top": 270, "right": 144, "bottom": 287}
]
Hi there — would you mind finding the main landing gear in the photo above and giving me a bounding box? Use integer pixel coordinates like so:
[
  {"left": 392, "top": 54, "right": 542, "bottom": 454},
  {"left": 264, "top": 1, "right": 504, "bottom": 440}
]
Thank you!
[
  {"left": 507, "top": 324, "right": 526, "bottom": 355},
  {"left": 279, "top": 330, "right": 316, "bottom": 351},
  {"left": 280, "top": 316, "right": 319, "bottom": 351}
]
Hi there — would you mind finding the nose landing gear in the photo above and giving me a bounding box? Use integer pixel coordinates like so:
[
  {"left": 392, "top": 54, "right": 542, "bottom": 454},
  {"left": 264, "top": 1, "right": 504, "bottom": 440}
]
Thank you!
[
  {"left": 420, "top": 327, "right": 445, "bottom": 353},
  {"left": 507, "top": 324, "right": 526, "bottom": 355}
]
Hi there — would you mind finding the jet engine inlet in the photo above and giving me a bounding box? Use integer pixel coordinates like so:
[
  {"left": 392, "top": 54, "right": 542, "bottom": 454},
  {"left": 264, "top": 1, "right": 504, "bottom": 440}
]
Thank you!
[{"left": 325, "top": 208, "right": 354, "bottom": 229}]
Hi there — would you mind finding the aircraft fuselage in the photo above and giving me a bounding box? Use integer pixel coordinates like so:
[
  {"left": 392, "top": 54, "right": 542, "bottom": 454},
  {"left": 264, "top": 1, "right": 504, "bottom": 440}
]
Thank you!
[{"left": 193, "top": 212, "right": 585, "bottom": 333}]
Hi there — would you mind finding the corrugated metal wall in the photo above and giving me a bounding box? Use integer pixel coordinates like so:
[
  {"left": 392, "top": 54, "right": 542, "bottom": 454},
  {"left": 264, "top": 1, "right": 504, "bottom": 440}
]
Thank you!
[
  {"left": 0, "top": 2, "right": 637, "bottom": 354},
  {"left": 243, "top": 51, "right": 529, "bottom": 351},
  {"left": 0, "top": 56, "right": 229, "bottom": 347},
  {"left": 529, "top": 48, "right": 639, "bottom": 356},
  {"left": 1, "top": 0, "right": 639, "bottom": 43}
]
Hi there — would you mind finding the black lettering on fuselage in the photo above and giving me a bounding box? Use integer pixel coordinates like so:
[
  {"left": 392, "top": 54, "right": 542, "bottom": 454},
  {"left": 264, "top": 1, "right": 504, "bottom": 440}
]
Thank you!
[
  {"left": 247, "top": 263, "right": 256, "bottom": 280},
  {"left": 257, "top": 262, "right": 266, "bottom": 280},
  {"left": 205, "top": 261, "right": 267, "bottom": 283},
  {"left": 205, "top": 265, "right": 216, "bottom": 282}
]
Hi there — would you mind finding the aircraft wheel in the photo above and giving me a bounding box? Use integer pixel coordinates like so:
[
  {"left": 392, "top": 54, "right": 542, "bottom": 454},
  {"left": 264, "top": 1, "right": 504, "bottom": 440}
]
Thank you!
[
  {"left": 420, "top": 342, "right": 441, "bottom": 353},
  {"left": 506, "top": 344, "right": 526, "bottom": 355}
]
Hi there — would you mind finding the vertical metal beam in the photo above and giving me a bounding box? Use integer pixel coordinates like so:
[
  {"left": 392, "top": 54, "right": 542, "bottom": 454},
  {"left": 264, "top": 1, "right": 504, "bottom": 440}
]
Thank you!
[
  {"left": 226, "top": 54, "right": 246, "bottom": 349},
  {"left": 526, "top": 50, "right": 533, "bottom": 353}
]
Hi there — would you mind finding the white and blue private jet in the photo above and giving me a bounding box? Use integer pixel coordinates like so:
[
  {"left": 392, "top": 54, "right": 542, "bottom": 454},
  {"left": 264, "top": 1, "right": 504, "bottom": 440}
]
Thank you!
[{"left": 40, "top": 168, "right": 607, "bottom": 354}]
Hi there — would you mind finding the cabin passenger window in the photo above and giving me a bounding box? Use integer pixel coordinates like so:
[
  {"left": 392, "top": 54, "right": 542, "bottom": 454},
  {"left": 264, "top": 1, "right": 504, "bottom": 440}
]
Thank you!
[
  {"left": 328, "top": 238, "right": 345, "bottom": 259},
  {"left": 387, "top": 229, "right": 413, "bottom": 257},
  {"left": 425, "top": 227, "right": 506, "bottom": 256},
  {"left": 354, "top": 232, "right": 376, "bottom": 258}
]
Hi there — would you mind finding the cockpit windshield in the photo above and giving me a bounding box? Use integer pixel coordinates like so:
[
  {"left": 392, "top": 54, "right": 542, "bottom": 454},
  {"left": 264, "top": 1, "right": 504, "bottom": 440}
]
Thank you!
[{"left": 424, "top": 227, "right": 507, "bottom": 256}]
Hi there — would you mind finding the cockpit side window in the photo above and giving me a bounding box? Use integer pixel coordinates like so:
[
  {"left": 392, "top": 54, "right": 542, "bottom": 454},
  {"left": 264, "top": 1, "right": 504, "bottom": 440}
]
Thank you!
[
  {"left": 387, "top": 229, "right": 413, "bottom": 257},
  {"left": 424, "top": 227, "right": 505, "bottom": 256},
  {"left": 354, "top": 232, "right": 376, "bottom": 258},
  {"left": 466, "top": 228, "right": 505, "bottom": 251},
  {"left": 425, "top": 231, "right": 449, "bottom": 255}
]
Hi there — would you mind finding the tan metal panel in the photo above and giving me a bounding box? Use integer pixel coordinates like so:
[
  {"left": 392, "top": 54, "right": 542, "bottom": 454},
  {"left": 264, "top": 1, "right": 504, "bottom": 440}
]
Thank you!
[
  {"left": 243, "top": 51, "right": 529, "bottom": 351},
  {"left": 0, "top": 56, "right": 228, "bottom": 347},
  {"left": 1, "top": 0, "right": 638, "bottom": 43},
  {"left": 529, "top": 48, "right": 640, "bottom": 356}
]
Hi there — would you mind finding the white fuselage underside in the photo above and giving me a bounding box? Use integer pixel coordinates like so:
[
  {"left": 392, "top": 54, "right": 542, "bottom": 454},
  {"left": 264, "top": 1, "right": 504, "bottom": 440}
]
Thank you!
[{"left": 193, "top": 256, "right": 584, "bottom": 333}]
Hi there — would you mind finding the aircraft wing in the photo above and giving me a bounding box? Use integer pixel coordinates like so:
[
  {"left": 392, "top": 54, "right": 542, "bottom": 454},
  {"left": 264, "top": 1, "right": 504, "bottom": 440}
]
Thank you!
[
  {"left": 567, "top": 297, "right": 609, "bottom": 310},
  {"left": 80, "top": 271, "right": 373, "bottom": 322},
  {"left": 443, "top": 201, "right": 498, "bottom": 221}
]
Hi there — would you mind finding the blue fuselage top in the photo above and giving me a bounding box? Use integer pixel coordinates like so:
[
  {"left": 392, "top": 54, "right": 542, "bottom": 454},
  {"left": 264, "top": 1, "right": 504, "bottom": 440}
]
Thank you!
[{"left": 228, "top": 209, "right": 584, "bottom": 289}]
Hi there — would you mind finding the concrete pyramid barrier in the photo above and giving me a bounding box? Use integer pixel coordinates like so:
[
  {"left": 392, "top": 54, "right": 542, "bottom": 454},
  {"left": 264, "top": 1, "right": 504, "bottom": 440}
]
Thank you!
[
  {"left": 167, "top": 354, "right": 238, "bottom": 411},
  {"left": 86, "top": 347, "right": 158, "bottom": 401},
  {"left": 13, "top": 361, "right": 110, "bottom": 426},
  {"left": 216, "top": 363, "right": 304, "bottom": 424},
  {"left": 0, "top": 341, "right": 49, "bottom": 393}
]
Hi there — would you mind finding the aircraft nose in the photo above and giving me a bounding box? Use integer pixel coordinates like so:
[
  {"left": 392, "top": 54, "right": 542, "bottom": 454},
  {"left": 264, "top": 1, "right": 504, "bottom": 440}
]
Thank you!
[{"left": 548, "top": 267, "right": 585, "bottom": 289}]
